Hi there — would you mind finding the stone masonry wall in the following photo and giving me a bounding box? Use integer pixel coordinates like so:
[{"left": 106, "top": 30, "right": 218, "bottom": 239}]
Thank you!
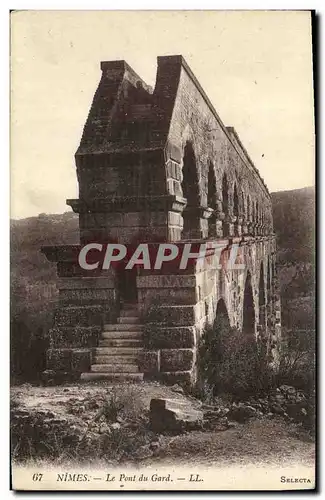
[
  {"left": 137, "top": 236, "right": 279, "bottom": 386},
  {"left": 42, "top": 55, "right": 281, "bottom": 386}
]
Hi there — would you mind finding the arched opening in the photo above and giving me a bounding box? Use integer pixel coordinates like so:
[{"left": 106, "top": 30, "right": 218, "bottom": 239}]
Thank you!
[
  {"left": 181, "top": 142, "right": 199, "bottom": 205},
  {"left": 243, "top": 271, "right": 255, "bottom": 336},
  {"left": 222, "top": 174, "right": 229, "bottom": 237},
  {"left": 214, "top": 298, "right": 230, "bottom": 332},
  {"left": 255, "top": 201, "right": 259, "bottom": 224},
  {"left": 207, "top": 163, "right": 216, "bottom": 208},
  {"left": 222, "top": 174, "right": 228, "bottom": 214},
  {"left": 213, "top": 299, "right": 230, "bottom": 342},
  {"left": 259, "top": 262, "right": 266, "bottom": 331},
  {"left": 247, "top": 195, "right": 250, "bottom": 220},
  {"left": 233, "top": 183, "right": 239, "bottom": 218},
  {"left": 267, "top": 257, "right": 272, "bottom": 323},
  {"left": 208, "top": 162, "right": 217, "bottom": 237},
  {"left": 198, "top": 298, "right": 231, "bottom": 396},
  {"left": 181, "top": 142, "right": 200, "bottom": 236},
  {"left": 267, "top": 258, "right": 272, "bottom": 293},
  {"left": 247, "top": 195, "right": 251, "bottom": 234},
  {"left": 262, "top": 211, "right": 265, "bottom": 233}
]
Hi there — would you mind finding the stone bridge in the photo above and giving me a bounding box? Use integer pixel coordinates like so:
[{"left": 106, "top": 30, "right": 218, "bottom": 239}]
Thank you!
[{"left": 42, "top": 55, "right": 281, "bottom": 387}]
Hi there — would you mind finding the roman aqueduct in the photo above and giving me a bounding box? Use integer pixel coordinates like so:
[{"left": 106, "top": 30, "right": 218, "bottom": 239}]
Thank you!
[{"left": 42, "top": 55, "right": 281, "bottom": 386}]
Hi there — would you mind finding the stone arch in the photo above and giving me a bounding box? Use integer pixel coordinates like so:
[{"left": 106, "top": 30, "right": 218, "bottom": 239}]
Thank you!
[
  {"left": 181, "top": 123, "right": 198, "bottom": 151},
  {"left": 243, "top": 271, "right": 255, "bottom": 336},
  {"left": 222, "top": 173, "right": 229, "bottom": 237},
  {"left": 181, "top": 141, "right": 200, "bottom": 236},
  {"left": 207, "top": 162, "right": 217, "bottom": 237}
]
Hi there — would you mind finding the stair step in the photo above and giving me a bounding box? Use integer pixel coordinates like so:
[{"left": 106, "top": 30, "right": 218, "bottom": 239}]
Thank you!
[
  {"left": 104, "top": 323, "right": 143, "bottom": 332},
  {"left": 98, "top": 339, "right": 143, "bottom": 347},
  {"left": 91, "top": 364, "right": 139, "bottom": 373},
  {"left": 102, "top": 331, "right": 142, "bottom": 340},
  {"left": 94, "top": 355, "right": 139, "bottom": 364},
  {"left": 95, "top": 347, "right": 142, "bottom": 355},
  {"left": 118, "top": 316, "right": 139, "bottom": 324},
  {"left": 81, "top": 372, "right": 144, "bottom": 382},
  {"left": 120, "top": 309, "right": 139, "bottom": 318}
]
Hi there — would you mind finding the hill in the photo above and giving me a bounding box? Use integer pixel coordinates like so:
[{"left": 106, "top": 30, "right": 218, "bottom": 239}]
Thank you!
[
  {"left": 271, "top": 186, "right": 315, "bottom": 331},
  {"left": 11, "top": 211, "right": 79, "bottom": 310},
  {"left": 271, "top": 186, "right": 315, "bottom": 265},
  {"left": 10, "top": 211, "right": 79, "bottom": 381}
]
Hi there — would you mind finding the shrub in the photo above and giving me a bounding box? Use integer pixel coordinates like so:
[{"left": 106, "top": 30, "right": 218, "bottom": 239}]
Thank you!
[
  {"left": 276, "top": 329, "right": 315, "bottom": 393},
  {"left": 11, "top": 305, "right": 52, "bottom": 383},
  {"left": 198, "top": 316, "right": 275, "bottom": 399}
]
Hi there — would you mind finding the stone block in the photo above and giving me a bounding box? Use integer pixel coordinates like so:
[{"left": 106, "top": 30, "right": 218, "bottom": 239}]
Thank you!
[
  {"left": 158, "top": 370, "right": 194, "bottom": 389},
  {"left": 160, "top": 349, "right": 194, "bottom": 371},
  {"left": 137, "top": 274, "right": 196, "bottom": 288},
  {"left": 147, "top": 212, "right": 168, "bottom": 225},
  {"left": 228, "top": 403, "right": 257, "bottom": 423},
  {"left": 150, "top": 397, "right": 203, "bottom": 433},
  {"left": 152, "top": 305, "right": 196, "bottom": 326},
  {"left": 59, "top": 288, "right": 115, "bottom": 306},
  {"left": 71, "top": 349, "right": 92, "bottom": 373},
  {"left": 50, "top": 326, "right": 101, "bottom": 348},
  {"left": 58, "top": 277, "right": 115, "bottom": 290},
  {"left": 170, "top": 227, "right": 182, "bottom": 241},
  {"left": 80, "top": 212, "right": 121, "bottom": 228},
  {"left": 107, "top": 225, "right": 168, "bottom": 244},
  {"left": 54, "top": 305, "right": 103, "bottom": 327},
  {"left": 167, "top": 211, "right": 182, "bottom": 226},
  {"left": 139, "top": 287, "right": 196, "bottom": 306},
  {"left": 138, "top": 350, "right": 160, "bottom": 375},
  {"left": 148, "top": 326, "right": 195, "bottom": 349},
  {"left": 46, "top": 348, "right": 71, "bottom": 372}
]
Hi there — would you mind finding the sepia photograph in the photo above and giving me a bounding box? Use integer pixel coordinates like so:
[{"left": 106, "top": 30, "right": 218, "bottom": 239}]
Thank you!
[{"left": 10, "top": 9, "right": 315, "bottom": 491}]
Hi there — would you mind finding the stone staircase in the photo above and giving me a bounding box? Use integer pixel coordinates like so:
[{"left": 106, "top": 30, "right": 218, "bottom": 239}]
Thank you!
[{"left": 81, "top": 304, "right": 144, "bottom": 382}]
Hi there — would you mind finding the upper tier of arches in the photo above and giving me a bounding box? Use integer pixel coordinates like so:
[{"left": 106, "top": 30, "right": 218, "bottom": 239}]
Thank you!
[{"left": 180, "top": 139, "right": 273, "bottom": 238}]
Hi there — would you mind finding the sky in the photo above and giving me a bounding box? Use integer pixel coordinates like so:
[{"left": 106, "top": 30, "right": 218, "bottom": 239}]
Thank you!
[{"left": 11, "top": 10, "right": 315, "bottom": 219}]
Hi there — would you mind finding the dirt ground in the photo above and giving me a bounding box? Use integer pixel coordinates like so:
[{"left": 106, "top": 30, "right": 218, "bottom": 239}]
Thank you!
[{"left": 11, "top": 382, "right": 315, "bottom": 468}]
